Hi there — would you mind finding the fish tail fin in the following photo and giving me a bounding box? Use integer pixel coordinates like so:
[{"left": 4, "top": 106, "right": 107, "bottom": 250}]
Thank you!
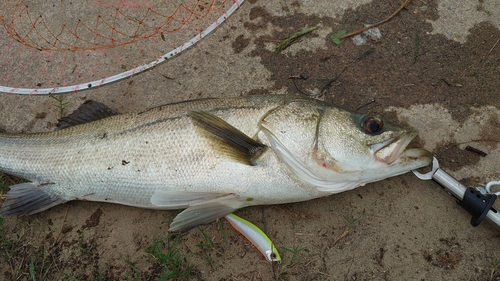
[{"left": 0, "top": 183, "right": 65, "bottom": 217}]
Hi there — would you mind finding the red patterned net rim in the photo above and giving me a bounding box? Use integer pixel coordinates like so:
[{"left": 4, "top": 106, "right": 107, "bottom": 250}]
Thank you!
[{"left": 0, "top": 0, "right": 244, "bottom": 94}]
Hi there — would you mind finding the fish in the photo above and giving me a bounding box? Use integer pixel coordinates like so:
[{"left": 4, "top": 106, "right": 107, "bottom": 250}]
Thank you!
[{"left": 0, "top": 95, "right": 432, "bottom": 232}]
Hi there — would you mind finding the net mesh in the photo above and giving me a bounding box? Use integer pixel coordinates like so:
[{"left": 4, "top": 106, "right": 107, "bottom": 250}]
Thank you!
[{"left": 0, "top": 0, "right": 242, "bottom": 94}]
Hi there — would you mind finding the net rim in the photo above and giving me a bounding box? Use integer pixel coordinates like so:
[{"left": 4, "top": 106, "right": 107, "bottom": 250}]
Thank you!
[{"left": 0, "top": 0, "right": 244, "bottom": 95}]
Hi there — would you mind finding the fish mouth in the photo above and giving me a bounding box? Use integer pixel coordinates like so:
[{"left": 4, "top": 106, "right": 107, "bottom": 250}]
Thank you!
[{"left": 372, "top": 131, "right": 431, "bottom": 164}]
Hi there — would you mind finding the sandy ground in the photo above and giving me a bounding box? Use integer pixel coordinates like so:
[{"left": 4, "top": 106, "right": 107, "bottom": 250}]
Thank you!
[{"left": 1, "top": 0, "right": 500, "bottom": 280}]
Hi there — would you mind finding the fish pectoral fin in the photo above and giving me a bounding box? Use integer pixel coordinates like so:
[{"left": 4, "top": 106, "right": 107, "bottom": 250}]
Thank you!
[
  {"left": 189, "top": 110, "right": 267, "bottom": 166},
  {"left": 150, "top": 191, "right": 229, "bottom": 208},
  {"left": 261, "top": 127, "right": 323, "bottom": 182},
  {"left": 0, "top": 183, "right": 66, "bottom": 217},
  {"left": 56, "top": 100, "right": 119, "bottom": 130},
  {"left": 168, "top": 194, "right": 242, "bottom": 232}
]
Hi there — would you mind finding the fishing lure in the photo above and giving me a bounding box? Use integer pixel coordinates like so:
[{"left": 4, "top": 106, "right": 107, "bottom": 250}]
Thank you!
[{"left": 225, "top": 214, "right": 281, "bottom": 263}]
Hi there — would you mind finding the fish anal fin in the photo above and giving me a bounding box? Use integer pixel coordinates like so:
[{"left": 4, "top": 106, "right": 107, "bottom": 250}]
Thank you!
[
  {"left": 0, "top": 183, "right": 66, "bottom": 217},
  {"left": 168, "top": 194, "right": 242, "bottom": 232},
  {"left": 189, "top": 111, "right": 267, "bottom": 166},
  {"left": 56, "top": 100, "right": 119, "bottom": 130}
]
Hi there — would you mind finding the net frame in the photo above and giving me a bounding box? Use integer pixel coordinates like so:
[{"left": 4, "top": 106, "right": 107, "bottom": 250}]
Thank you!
[{"left": 0, "top": 0, "right": 244, "bottom": 95}]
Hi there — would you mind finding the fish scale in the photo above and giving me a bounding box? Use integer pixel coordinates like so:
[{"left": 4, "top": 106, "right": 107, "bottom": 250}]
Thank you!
[{"left": 0, "top": 95, "right": 431, "bottom": 231}]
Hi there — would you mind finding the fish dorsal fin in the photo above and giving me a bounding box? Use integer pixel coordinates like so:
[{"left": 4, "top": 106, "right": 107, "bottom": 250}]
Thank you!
[
  {"left": 189, "top": 110, "right": 267, "bottom": 166},
  {"left": 56, "top": 100, "right": 119, "bottom": 130}
]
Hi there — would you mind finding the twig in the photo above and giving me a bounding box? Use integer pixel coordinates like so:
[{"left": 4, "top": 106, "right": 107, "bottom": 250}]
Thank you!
[
  {"left": 333, "top": 216, "right": 360, "bottom": 246},
  {"left": 486, "top": 38, "right": 500, "bottom": 56},
  {"left": 342, "top": 257, "right": 355, "bottom": 281},
  {"left": 465, "top": 145, "right": 487, "bottom": 157},
  {"left": 318, "top": 271, "right": 332, "bottom": 277},
  {"left": 339, "top": 0, "right": 412, "bottom": 40},
  {"left": 52, "top": 204, "right": 70, "bottom": 246},
  {"left": 323, "top": 0, "right": 411, "bottom": 61},
  {"left": 332, "top": 227, "right": 351, "bottom": 246},
  {"left": 483, "top": 38, "right": 499, "bottom": 63},
  {"left": 320, "top": 48, "right": 374, "bottom": 95},
  {"left": 355, "top": 99, "right": 376, "bottom": 112},
  {"left": 290, "top": 76, "right": 309, "bottom": 97}
]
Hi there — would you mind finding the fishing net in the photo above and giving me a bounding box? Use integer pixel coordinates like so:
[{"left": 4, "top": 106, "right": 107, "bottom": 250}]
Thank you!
[{"left": 0, "top": 0, "right": 243, "bottom": 95}]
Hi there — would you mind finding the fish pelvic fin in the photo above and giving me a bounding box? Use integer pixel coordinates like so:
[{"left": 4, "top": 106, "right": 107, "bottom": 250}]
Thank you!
[
  {"left": 189, "top": 110, "right": 267, "bottom": 166},
  {"left": 168, "top": 194, "right": 243, "bottom": 232},
  {"left": 151, "top": 190, "right": 230, "bottom": 208},
  {"left": 0, "top": 183, "right": 65, "bottom": 217}
]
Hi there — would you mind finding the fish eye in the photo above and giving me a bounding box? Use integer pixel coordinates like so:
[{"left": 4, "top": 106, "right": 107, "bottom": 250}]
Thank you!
[{"left": 361, "top": 116, "right": 383, "bottom": 134}]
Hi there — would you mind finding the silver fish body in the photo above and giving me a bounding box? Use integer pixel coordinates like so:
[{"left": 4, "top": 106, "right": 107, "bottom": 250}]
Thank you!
[{"left": 0, "top": 95, "right": 431, "bottom": 231}]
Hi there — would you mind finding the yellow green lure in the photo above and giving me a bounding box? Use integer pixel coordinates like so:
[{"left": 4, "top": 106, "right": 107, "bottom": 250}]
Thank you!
[{"left": 225, "top": 214, "right": 281, "bottom": 263}]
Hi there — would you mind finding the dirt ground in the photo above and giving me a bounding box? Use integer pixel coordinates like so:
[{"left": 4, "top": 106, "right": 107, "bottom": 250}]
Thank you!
[{"left": 1, "top": 0, "right": 500, "bottom": 280}]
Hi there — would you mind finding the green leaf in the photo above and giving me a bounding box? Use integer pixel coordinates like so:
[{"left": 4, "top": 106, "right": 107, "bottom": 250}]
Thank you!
[
  {"left": 275, "top": 26, "right": 319, "bottom": 53},
  {"left": 330, "top": 30, "right": 347, "bottom": 45}
]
